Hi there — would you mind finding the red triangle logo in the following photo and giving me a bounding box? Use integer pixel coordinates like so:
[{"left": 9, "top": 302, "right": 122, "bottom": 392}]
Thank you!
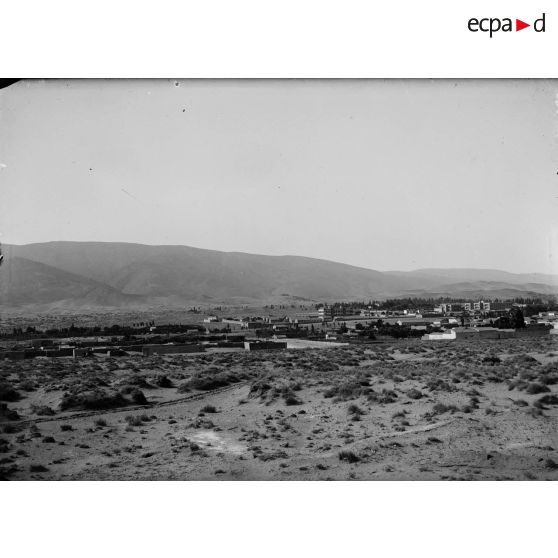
[{"left": 516, "top": 19, "right": 530, "bottom": 31}]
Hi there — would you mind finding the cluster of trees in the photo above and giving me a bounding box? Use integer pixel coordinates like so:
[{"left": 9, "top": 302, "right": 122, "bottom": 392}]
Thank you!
[
  {"left": 361, "top": 322, "right": 423, "bottom": 339},
  {"left": 3, "top": 321, "right": 204, "bottom": 339},
  {"left": 494, "top": 307, "right": 526, "bottom": 329},
  {"left": 315, "top": 302, "right": 365, "bottom": 314},
  {"left": 317, "top": 296, "right": 557, "bottom": 314}
]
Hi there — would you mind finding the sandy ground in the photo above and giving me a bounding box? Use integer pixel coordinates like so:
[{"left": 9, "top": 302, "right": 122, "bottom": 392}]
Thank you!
[{"left": 1, "top": 337, "right": 558, "bottom": 480}]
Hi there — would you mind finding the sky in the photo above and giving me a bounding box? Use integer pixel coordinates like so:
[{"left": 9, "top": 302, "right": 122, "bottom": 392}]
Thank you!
[{"left": 1, "top": 79, "right": 557, "bottom": 274}]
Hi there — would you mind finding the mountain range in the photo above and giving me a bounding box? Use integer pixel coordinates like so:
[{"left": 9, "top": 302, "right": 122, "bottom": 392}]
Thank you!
[{"left": 1, "top": 242, "right": 556, "bottom": 312}]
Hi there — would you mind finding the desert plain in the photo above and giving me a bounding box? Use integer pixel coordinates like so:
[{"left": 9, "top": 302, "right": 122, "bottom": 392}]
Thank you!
[{"left": 1, "top": 337, "right": 558, "bottom": 480}]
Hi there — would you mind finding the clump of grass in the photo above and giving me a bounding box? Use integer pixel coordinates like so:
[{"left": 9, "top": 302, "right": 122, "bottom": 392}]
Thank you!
[
  {"left": 200, "top": 405, "right": 217, "bottom": 413},
  {"left": 347, "top": 404, "right": 364, "bottom": 416},
  {"left": 2, "top": 423, "right": 20, "bottom": 434},
  {"left": 29, "top": 464, "right": 49, "bottom": 473},
  {"left": 368, "top": 389, "right": 398, "bottom": 404},
  {"left": 124, "top": 415, "right": 145, "bottom": 427},
  {"left": 94, "top": 418, "right": 107, "bottom": 427},
  {"left": 525, "top": 382, "right": 550, "bottom": 395},
  {"left": 482, "top": 356, "right": 501, "bottom": 366},
  {"left": 60, "top": 424, "right": 73, "bottom": 431},
  {"left": 30, "top": 405, "right": 56, "bottom": 416},
  {"left": 0, "top": 383, "right": 20, "bottom": 402},
  {"left": 537, "top": 394, "right": 558, "bottom": 406},
  {"left": 432, "top": 402, "right": 458, "bottom": 415},
  {"left": 0, "top": 403, "right": 20, "bottom": 421},
  {"left": 18, "top": 380, "right": 37, "bottom": 392},
  {"left": 283, "top": 391, "right": 302, "bottom": 406},
  {"left": 42, "top": 436, "right": 55, "bottom": 443},
  {"left": 338, "top": 450, "right": 360, "bottom": 463},
  {"left": 182, "top": 373, "right": 238, "bottom": 392},
  {"left": 512, "top": 399, "right": 529, "bottom": 407},
  {"left": 324, "top": 381, "right": 364, "bottom": 401},
  {"left": 192, "top": 418, "right": 215, "bottom": 429},
  {"left": 60, "top": 388, "right": 128, "bottom": 411},
  {"left": 539, "top": 371, "right": 558, "bottom": 385},
  {"left": 130, "top": 389, "right": 148, "bottom": 405},
  {"left": 154, "top": 375, "right": 173, "bottom": 388},
  {"left": 258, "top": 450, "right": 289, "bottom": 462},
  {"left": 406, "top": 388, "right": 423, "bottom": 400},
  {"left": 425, "top": 379, "right": 455, "bottom": 393}
]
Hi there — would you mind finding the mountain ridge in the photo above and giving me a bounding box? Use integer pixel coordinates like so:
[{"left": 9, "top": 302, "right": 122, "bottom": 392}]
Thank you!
[{"left": 1, "top": 241, "right": 556, "bottom": 311}]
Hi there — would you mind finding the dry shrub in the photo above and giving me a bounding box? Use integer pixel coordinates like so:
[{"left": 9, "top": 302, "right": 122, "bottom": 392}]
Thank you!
[
  {"left": 431, "top": 402, "right": 458, "bottom": 415},
  {"left": 59, "top": 386, "right": 146, "bottom": 411},
  {"left": 200, "top": 405, "right": 217, "bottom": 413},
  {"left": 338, "top": 450, "right": 360, "bottom": 463},
  {"left": 0, "top": 383, "right": 20, "bottom": 402},
  {"left": 406, "top": 388, "right": 423, "bottom": 400},
  {"left": 154, "top": 375, "right": 173, "bottom": 388},
  {"left": 30, "top": 405, "right": 56, "bottom": 416},
  {"left": 525, "top": 382, "right": 550, "bottom": 395},
  {"left": 537, "top": 394, "right": 558, "bottom": 406},
  {"left": 324, "top": 381, "right": 364, "bottom": 401}
]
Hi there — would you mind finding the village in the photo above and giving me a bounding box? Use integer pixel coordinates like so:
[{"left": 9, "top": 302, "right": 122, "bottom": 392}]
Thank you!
[{"left": 1, "top": 297, "right": 557, "bottom": 361}]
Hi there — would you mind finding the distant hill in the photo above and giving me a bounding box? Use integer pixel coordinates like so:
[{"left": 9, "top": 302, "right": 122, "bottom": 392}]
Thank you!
[
  {"left": 0, "top": 256, "right": 145, "bottom": 311},
  {"left": 1, "top": 242, "right": 556, "bottom": 311},
  {"left": 388, "top": 268, "right": 558, "bottom": 288}
]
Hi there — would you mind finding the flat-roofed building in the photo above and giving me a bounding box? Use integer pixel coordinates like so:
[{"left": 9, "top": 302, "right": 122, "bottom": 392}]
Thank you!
[
  {"left": 421, "top": 330, "right": 456, "bottom": 341},
  {"left": 142, "top": 344, "right": 205, "bottom": 356},
  {"left": 244, "top": 341, "right": 287, "bottom": 351}
]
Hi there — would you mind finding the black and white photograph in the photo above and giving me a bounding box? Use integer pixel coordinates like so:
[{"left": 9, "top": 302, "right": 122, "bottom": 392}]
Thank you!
[{"left": 1, "top": 78, "right": 557, "bottom": 481}]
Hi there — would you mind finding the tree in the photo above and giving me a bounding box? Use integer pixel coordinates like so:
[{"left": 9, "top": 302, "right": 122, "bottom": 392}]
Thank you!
[{"left": 508, "top": 306, "right": 525, "bottom": 329}]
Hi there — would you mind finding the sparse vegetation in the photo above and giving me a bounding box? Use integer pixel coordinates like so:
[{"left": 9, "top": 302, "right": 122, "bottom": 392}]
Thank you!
[
  {"left": 431, "top": 403, "right": 458, "bottom": 415},
  {"left": 124, "top": 415, "right": 145, "bottom": 427},
  {"left": 29, "top": 464, "right": 49, "bottom": 473},
  {"left": 200, "top": 405, "right": 217, "bottom": 413},
  {"left": 30, "top": 404, "right": 56, "bottom": 416},
  {"left": 525, "top": 382, "right": 550, "bottom": 395},
  {"left": 2, "top": 333, "right": 557, "bottom": 480},
  {"left": 347, "top": 404, "right": 364, "bottom": 416},
  {"left": 0, "top": 382, "right": 20, "bottom": 402},
  {"left": 338, "top": 450, "right": 360, "bottom": 463}
]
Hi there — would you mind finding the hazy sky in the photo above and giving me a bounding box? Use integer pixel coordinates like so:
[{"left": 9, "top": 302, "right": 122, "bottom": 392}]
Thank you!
[{"left": 1, "top": 79, "right": 557, "bottom": 274}]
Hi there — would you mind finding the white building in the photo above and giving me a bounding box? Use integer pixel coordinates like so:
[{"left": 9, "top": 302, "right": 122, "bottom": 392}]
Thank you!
[{"left": 421, "top": 330, "right": 456, "bottom": 341}]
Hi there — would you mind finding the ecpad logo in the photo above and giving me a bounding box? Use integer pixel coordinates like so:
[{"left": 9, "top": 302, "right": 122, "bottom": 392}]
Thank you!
[{"left": 468, "top": 13, "right": 546, "bottom": 37}]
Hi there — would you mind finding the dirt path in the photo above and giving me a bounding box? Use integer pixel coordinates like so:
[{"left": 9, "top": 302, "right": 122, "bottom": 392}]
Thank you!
[{"left": 14, "top": 381, "right": 250, "bottom": 426}]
